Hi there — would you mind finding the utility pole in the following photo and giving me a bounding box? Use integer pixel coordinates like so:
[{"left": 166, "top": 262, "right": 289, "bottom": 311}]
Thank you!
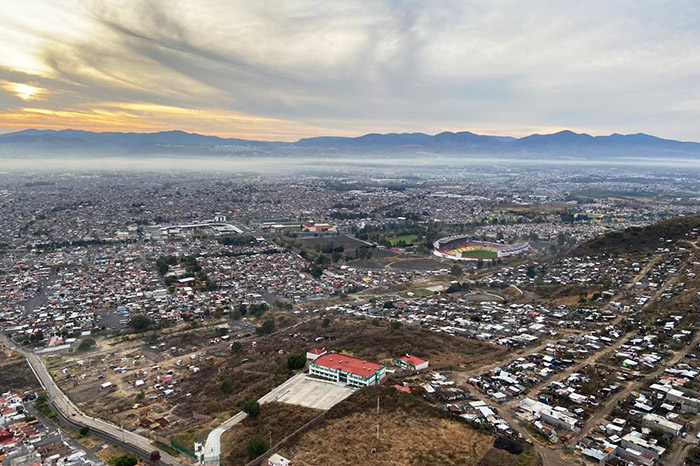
[{"left": 376, "top": 397, "right": 380, "bottom": 440}]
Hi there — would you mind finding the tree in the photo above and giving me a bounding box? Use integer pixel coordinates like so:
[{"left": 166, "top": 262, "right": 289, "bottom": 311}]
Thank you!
[
  {"left": 230, "top": 341, "right": 243, "bottom": 353},
  {"left": 256, "top": 319, "right": 275, "bottom": 335},
  {"left": 77, "top": 338, "right": 96, "bottom": 352},
  {"left": 390, "top": 321, "right": 402, "bottom": 330},
  {"left": 243, "top": 400, "right": 261, "bottom": 417},
  {"left": 287, "top": 353, "right": 307, "bottom": 370},
  {"left": 557, "top": 232, "right": 566, "bottom": 246},
  {"left": 247, "top": 435, "right": 269, "bottom": 460},
  {"left": 79, "top": 426, "right": 90, "bottom": 436},
  {"left": 220, "top": 377, "right": 233, "bottom": 394},
  {"left": 322, "top": 317, "right": 331, "bottom": 328},
  {"left": 30, "top": 330, "right": 44, "bottom": 343},
  {"left": 526, "top": 264, "right": 536, "bottom": 278},
  {"left": 128, "top": 315, "right": 153, "bottom": 332},
  {"left": 450, "top": 264, "right": 463, "bottom": 277}
]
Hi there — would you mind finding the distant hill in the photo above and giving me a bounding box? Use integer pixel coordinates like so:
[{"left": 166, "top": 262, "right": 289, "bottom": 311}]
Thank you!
[
  {"left": 1, "top": 128, "right": 700, "bottom": 159},
  {"left": 574, "top": 215, "right": 700, "bottom": 256}
]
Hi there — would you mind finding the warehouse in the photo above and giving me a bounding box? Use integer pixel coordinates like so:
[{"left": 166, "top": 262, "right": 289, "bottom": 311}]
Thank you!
[{"left": 309, "top": 353, "right": 386, "bottom": 387}]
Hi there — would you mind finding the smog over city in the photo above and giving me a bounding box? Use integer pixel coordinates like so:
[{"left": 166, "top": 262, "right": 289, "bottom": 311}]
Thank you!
[{"left": 1, "top": 2, "right": 700, "bottom": 466}]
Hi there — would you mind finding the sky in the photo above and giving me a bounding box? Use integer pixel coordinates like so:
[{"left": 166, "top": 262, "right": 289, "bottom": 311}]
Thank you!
[{"left": 1, "top": 0, "right": 699, "bottom": 142}]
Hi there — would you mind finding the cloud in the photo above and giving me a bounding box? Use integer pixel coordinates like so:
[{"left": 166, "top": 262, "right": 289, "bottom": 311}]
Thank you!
[{"left": 1, "top": 0, "right": 700, "bottom": 140}]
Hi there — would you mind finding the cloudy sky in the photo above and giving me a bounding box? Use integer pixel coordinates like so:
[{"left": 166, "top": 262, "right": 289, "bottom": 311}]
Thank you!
[{"left": 1, "top": 0, "right": 699, "bottom": 141}]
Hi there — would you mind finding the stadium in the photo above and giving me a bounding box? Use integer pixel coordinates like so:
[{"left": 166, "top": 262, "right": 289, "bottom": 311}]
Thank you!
[{"left": 433, "top": 236, "right": 530, "bottom": 262}]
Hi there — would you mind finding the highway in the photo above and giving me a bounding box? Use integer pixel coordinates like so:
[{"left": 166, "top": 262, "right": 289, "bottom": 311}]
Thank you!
[{"left": 0, "top": 332, "right": 185, "bottom": 466}]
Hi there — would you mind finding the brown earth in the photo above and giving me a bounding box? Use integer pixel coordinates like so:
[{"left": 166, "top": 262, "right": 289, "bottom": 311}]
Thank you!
[{"left": 281, "top": 386, "right": 534, "bottom": 466}]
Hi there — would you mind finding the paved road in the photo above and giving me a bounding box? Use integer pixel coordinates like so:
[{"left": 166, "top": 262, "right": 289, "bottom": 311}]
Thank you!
[
  {"left": 201, "top": 411, "right": 248, "bottom": 464},
  {"left": 0, "top": 332, "right": 184, "bottom": 466}
]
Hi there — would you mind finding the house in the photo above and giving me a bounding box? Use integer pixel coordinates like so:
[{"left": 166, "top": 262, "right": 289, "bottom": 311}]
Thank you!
[
  {"left": 396, "top": 354, "right": 429, "bottom": 371},
  {"left": 643, "top": 413, "right": 682, "bottom": 437}
]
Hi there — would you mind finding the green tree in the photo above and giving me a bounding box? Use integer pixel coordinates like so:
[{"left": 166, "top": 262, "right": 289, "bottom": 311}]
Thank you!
[
  {"left": 247, "top": 435, "right": 269, "bottom": 460},
  {"left": 79, "top": 426, "right": 90, "bottom": 436},
  {"left": 230, "top": 341, "right": 243, "bottom": 353},
  {"left": 220, "top": 377, "right": 233, "bottom": 394},
  {"left": 109, "top": 454, "right": 138, "bottom": 466},
  {"left": 77, "top": 338, "right": 96, "bottom": 352},
  {"left": 243, "top": 400, "right": 261, "bottom": 417},
  {"left": 557, "top": 232, "right": 566, "bottom": 246},
  {"left": 450, "top": 264, "right": 462, "bottom": 277},
  {"left": 256, "top": 319, "right": 275, "bottom": 335},
  {"left": 287, "top": 353, "right": 307, "bottom": 370},
  {"left": 526, "top": 264, "right": 536, "bottom": 278},
  {"left": 128, "top": 315, "right": 153, "bottom": 332}
]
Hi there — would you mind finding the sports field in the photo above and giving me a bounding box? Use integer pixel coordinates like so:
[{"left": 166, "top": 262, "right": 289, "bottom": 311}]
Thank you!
[
  {"left": 460, "top": 249, "right": 499, "bottom": 259},
  {"left": 388, "top": 234, "right": 419, "bottom": 246}
]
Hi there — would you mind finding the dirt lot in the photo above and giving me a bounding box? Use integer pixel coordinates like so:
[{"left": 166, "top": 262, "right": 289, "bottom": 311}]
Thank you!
[
  {"left": 389, "top": 258, "right": 449, "bottom": 272},
  {"left": 0, "top": 352, "right": 40, "bottom": 393},
  {"left": 298, "top": 235, "right": 371, "bottom": 252},
  {"left": 221, "top": 402, "right": 321, "bottom": 465},
  {"left": 281, "top": 386, "right": 529, "bottom": 466}
]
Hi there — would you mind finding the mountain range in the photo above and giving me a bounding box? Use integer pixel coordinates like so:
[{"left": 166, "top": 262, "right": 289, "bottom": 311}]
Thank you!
[{"left": 1, "top": 128, "right": 700, "bottom": 159}]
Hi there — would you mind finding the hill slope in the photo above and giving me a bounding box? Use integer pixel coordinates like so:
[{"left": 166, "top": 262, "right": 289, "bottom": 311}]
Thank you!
[
  {"left": 1, "top": 128, "right": 700, "bottom": 159},
  {"left": 574, "top": 215, "right": 700, "bottom": 256}
]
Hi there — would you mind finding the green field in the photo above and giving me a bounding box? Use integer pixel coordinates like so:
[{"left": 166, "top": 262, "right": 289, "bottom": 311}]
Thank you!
[
  {"left": 459, "top": 249, "right": 499, "bottom": 259},
  {"left": 388, "top": 235, "right": 419, "bottom": 246}
]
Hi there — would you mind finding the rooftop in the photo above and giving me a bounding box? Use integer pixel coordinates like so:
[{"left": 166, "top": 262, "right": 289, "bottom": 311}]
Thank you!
[{"left": 313, "top": 352, "right": 384, "bottom": 377}]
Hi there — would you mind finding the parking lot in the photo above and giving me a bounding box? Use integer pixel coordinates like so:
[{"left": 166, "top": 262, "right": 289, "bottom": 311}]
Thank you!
[{"left": 259, "top": 372, "right": 355, "bottom": 410}]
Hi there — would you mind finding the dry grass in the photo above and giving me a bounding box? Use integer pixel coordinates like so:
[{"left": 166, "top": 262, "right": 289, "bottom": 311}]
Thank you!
[
  {"left": 221, "top": 402, "right": 322, "bottom": 465},
  {"left": 0, "top": 355, "right": 40, "bottom": 393},
  {"left": 283, "top": 386, "right": 495, "bottom": 466},
  {"left": 97, "top": 445, "right": 132, "bottom": 464},
  {"left": 293, "top": 317, "right": 495, "bottom": 367}
]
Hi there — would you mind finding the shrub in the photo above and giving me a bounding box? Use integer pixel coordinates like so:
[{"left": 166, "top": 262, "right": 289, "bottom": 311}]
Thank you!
[
  {"left": 247, "top": 435, "right": 269, "bottom": 460},
  {"left": 256, "top": 319, "right": 275, "bottom": 335},
  {"left": 287, "top": 353, "right": 307, "bottom": 370},
  {"left": 220, "top": 378, "right": 233, "bottom": 394},
  {"left": 77, "top": 338, "right": 96, "bottom": 352},
  {"left": 243, "top": 400, "right": 260, "bottom": 417},
  {"left": 109, "top": 454, "right": 138, "bottom": 466}
]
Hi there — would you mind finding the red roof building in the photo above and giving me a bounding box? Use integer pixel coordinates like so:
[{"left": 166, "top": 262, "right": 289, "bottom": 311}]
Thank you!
[
  {"left": 310, "top": 352, "right": 386, "bottom": 387},
  {"left": 396, "top": 354, "right": 429, "bottom": 371}
]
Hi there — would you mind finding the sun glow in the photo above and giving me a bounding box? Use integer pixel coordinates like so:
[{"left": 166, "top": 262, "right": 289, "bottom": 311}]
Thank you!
[{"left": 4, "top": 82, "right": 44, "bottom": 101}]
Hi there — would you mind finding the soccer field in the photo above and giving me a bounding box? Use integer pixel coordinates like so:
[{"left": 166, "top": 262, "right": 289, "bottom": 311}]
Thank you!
[{"left": 460, "top": 249, "right": 499, "bottom": 259}]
